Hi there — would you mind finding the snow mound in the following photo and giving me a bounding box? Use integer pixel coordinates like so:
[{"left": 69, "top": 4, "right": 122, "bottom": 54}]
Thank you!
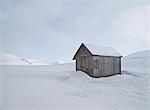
[
  {"left": 124, "top": 50, "right": 150, "bottom": 59},
  {"left": 84, "top": 43, "right": 122, "bottom": 57},
  {"left": 122, "top": 50, "right": 150, "bottom": 73}
]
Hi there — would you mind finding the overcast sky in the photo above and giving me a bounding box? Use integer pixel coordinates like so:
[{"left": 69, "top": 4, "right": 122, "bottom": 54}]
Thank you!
[{"left": 0, "top": 0, "right": 150, "bottom": 62}]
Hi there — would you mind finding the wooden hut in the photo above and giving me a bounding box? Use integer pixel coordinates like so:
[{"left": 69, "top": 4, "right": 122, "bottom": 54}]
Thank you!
[{"left": 73, "top": 43, "right": 122, "bottom": 78}]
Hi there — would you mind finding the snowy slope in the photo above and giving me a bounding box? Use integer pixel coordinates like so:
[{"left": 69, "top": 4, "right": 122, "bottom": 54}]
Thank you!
[
  {"left": 0, "top": 52, "right": 30, "bottom": 65},
  {"left": 0, "top": 52, "right": 50, "bottom": 65},
  {"left": 21, "top": 58, "right": 50, "bottom": 65},
  {"left": 124, "top": 50, "right": 150, "bottom": 58},
  {"left": 122, "top": 50, "right": 150, "bottom": 73},
  {"left": 0, "top": 50, "right": 150, "bottom": 110}
]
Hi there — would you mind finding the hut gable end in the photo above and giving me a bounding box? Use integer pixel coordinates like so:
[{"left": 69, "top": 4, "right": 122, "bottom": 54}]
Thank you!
[{"left": 73, "top": 43, "right": 92, "bottom": 59}]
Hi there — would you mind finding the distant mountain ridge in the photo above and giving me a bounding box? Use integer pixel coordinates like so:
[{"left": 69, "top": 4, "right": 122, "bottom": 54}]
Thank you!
[{"left": 0, "top": 52, "right": 50, "bottom": 65}]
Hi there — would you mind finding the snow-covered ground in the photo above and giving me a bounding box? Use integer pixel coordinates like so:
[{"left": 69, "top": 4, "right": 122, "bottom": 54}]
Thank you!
[{"left": 0, "top": 50, "right": 150, "bottom": 110}]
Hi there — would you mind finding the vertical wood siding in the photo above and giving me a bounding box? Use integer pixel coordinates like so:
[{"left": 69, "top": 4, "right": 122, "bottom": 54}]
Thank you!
[
  {"left": 92, "top": 56, "right": 121, "bottom": 77},
  {"left": 74, "top": 44, "right": 121, "bottom": 77}
]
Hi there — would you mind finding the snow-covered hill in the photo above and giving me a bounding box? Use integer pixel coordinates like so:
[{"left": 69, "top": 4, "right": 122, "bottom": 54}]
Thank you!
[
  {"left": 122, "top": 50, "right": 150, "bottom": 73},
  {"left": 0, "top": 52, "right": 30, "bottom": 65},
  {"left": 124, "top": 50, "right": 150, "bottom": 59},
  {"left": 0, "top": 52, "right": 50, "bottom": 65},
  {"left": 21, "top": 58, "right": 51, "bottom": 65}
]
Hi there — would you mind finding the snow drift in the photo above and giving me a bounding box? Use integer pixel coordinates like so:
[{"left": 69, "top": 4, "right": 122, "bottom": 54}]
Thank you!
[{"left": 122, "top": 50, "right": 150, "bottom": 73}]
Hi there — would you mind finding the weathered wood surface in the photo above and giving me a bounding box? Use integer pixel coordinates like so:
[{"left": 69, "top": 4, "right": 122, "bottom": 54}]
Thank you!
[
  {"left": 73, "top": 44, "right": 92, "bottom": 60},
  {"left": 73, "top": 44, "right": 121, "bottom": 78},
  {"left": 92, "top": 56, "right": 121, "bottom": 77}
]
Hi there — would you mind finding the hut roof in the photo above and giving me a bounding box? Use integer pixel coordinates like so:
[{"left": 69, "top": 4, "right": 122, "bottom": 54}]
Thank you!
[{"left": 83, "top": 43, "right": 122, "bottom": 57}]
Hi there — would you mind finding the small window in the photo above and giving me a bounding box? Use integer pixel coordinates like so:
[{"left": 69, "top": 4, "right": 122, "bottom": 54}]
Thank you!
[{"left": 94, "top": 60, "right": 99, "bottom": 69}]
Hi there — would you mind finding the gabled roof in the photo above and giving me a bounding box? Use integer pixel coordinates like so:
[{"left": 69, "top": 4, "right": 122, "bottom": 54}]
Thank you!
[{"left": 73, "top": 43, "right": 122, "bottom": 59}]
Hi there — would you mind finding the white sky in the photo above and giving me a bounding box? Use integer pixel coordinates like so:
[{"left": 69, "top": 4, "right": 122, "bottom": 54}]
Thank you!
[{"left": 0, "top": 0, "right": 150, "bottom": 62}]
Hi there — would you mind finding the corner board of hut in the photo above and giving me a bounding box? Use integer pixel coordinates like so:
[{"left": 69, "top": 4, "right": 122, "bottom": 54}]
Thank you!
[{"left": 73, "top": 43, "right": 122, "bottom": 78}]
